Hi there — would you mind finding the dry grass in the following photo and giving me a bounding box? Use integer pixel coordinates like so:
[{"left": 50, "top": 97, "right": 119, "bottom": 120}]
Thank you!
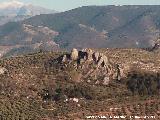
[{"left": 0, "top": 49, "right": 160, "bottom": 119}]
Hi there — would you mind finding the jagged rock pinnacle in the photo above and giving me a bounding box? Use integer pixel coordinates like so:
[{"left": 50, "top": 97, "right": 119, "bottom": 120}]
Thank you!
[{"left": 70, "top": 48, "right": 79, "bottom": 60}]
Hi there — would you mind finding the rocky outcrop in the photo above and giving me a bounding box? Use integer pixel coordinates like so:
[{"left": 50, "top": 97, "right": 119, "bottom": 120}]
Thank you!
[
  {"left": 60, "top": 48, "right": 123, "bottom": 85},
  {"left": 70, "top": 48, "right": 79, "bottom": 60},
  {"left": 62, "top": 55, "right": 67, "bottom": 62},
  {"left": 82, "top": 48, "right": 93, "bottom": 61},
  {"left": 62, "top": 48, "right": 111, "bottom": 68}
]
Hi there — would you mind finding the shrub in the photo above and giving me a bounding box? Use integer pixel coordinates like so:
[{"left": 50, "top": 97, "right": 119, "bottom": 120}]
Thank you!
[{"left": 127, "top": 71, "right": 159, "bottom": 96}]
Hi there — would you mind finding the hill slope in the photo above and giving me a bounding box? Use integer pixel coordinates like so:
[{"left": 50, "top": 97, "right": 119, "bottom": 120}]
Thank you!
[
  {"left": 1, "top": 5, "right": 160, "bottom": 57},
  {"left": 0, "top": 48, "right": 160, "bottom": 119},
  {"left": 23, "top": 5, "right": 160, "bottom": 48}
]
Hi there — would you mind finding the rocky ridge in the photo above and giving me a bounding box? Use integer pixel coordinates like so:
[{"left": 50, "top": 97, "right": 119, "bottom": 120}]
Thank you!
[{"left": 60, "top": 48, "right": 123, "bottom": 85}]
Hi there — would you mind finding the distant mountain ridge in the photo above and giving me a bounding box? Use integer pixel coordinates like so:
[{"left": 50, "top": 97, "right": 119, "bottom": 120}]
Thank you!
[
  {"left": 23, "top": 5, "right": 160, "bottom": 48},
  {"left": 0, "top": 0, "right": 56, "bottom": 16},
  {"left": 1, "top": 5, "right": 160, "bottom": 57},
  {"left": 0, "top": 0, "right": 56, "bottom": 25}
]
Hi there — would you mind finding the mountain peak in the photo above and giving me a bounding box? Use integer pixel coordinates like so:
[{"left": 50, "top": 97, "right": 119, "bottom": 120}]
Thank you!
[
  {"left": 0, "top": 0, "right": 56, "bottom": 17},
  {"left": 0, "top": 0, "right": 24, "bottom": 9}
]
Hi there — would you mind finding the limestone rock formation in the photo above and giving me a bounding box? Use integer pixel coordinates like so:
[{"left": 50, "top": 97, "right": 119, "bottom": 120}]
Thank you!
[
  {"left": 82, "top": 48, "right": 93, "bottom": 61},
  {"left": 70, "top": 48, "right": 79, "bottom": 60},
  {"left": 60, "top": 48, "right": 124, "bottom": 85},
  {"left": 62, "top": 55, "right": 67, "bottom": 62},
  {"left": 93, "top": 52, "right": 99, "bottom": 62},
  {"left": 62, "top": 48, "right": 110, "bottom": 67},
  {"left": 97, "top": 54, "right": 109, "bottom": 67}
]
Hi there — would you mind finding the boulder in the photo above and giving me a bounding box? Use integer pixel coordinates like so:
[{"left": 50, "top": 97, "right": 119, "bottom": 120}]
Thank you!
[
  {"left": 103, "top": 76, "right": 110, "bottom": 85},
  {"left": 86, "top": 48, "right": 93, "bottom": 61},
  {"left": 70, "top": 48, "right": 79, "bottom": 60},
  {"left": 103, "top": 55, "right": 109, "bottom": 65},
  {"left": 82, "top": 48, "right": 93, "bottom": 61},
  {"left": 62, "top": 55, "right": 67, "bottom": 62},
  {"left": 0, "top": 67, "right": 7, "bottom": 75},
  {"left": 93, "top": 52, "right": 100, "bottom": 62},
  {"left": 73, "top": 98, "right": 79, "bottom": 103},
  {"left": 70, "top": 98, "right": 79, "bottom": 103},
  {"left": 97, "top": 54, "right": 109, "bottom": 67}
]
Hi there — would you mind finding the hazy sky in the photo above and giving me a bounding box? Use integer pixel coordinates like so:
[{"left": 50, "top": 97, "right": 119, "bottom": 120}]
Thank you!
[{"left": 0, "top": 0, "right": 160, "bottom": 11}]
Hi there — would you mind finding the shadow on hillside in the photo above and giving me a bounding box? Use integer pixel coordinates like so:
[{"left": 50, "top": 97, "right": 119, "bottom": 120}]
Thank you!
[{"left": 126, "top": 71, "right": 160, "bottom": 96}]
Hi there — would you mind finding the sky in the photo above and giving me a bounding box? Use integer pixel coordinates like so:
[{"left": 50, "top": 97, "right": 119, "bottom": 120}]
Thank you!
[{"left": 0, "top": 0, "right": 160, "bottom": 11}]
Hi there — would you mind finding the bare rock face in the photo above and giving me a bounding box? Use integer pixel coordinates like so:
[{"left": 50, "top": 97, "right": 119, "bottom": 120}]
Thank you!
[
  {"left": 70, "top": 48, "right": 79, "bottom": 60},
  {"left": 97, "top": 54, "right": 109, "bottom": 67},
  {"left": 82, "top": 48, "right": 93, "bottom": 61},
  {"left": 93, "top": 52, "right": 100, "bottom": 62}
]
